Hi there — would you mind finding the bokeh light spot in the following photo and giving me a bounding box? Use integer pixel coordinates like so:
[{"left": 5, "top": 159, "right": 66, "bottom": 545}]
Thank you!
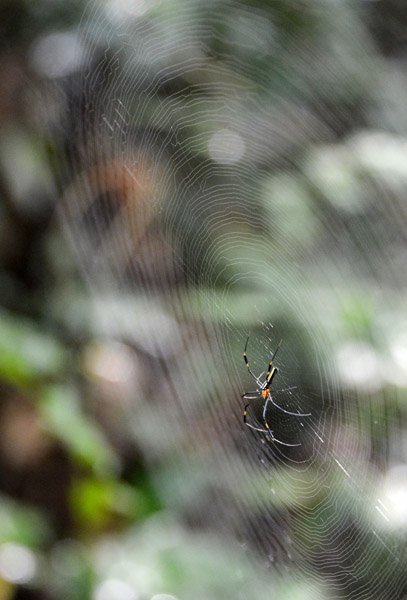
[
  {"left": 0, "top": 543, "right": 36, "bottom": 584},
  {"left": 208, "top": 129, "right": 245, "bottom": 164}
]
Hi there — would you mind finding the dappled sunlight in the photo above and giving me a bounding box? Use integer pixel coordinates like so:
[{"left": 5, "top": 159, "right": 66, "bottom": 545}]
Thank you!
[{"left": 0, "top": 0, "right": 406, "bottom": 599}]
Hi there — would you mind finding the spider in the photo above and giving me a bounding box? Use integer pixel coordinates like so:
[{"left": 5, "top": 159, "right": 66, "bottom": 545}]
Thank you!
[{"left": 242, "top": 332, "right": 311, "bottom": 447}]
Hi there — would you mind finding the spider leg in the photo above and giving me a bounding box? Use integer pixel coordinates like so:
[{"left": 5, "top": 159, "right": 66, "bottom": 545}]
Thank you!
[
  {"left": 270, "top": 397, "right": 311, "bottom": 417},
  {"left": 262, "top": 397, "right": 301, "bottom": 447},
  {"left": 265, "top": 339, "right": 283, "bottom": 384},
  {"left": 243, "top": 333, "right": 262, "bottom": 386},
  {"left": 245, "top": 423, "right": 270, "bottom": 433},
  {"left": 242, "top": 390, "right": 261, "bottom": 398},
  {"left": 243, "top": 399, "right": 256, "bottom": 422},
  {"left": 244, "top": 400, "right": 269, "bottom": 433},
  {"left": 268, "top": 433, "right": 301, "bottom": 447}
]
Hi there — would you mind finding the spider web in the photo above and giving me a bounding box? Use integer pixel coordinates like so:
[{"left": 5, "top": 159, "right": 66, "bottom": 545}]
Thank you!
[{"left": 40, "top": 0, "right": 407, "bottom": 598}]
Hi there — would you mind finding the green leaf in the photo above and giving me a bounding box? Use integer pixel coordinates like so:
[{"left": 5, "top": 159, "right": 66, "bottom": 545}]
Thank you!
[
  {"left": 0, "top": 310, "right": 67, "bottom": 385},
  {"left": 38, "top": 384, "right": 119, "bottom": 476},
  {"left": 0, "top": 495, "right": 51, "bottom": 547}
]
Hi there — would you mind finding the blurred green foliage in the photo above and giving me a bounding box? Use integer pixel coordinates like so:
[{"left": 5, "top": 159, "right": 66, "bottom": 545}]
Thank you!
[
  {"left": 0, "top": 1, "right": 407, "bottom": 599},
  {"left": 0, "top": 311, "right": 67, "bottom": 384}
]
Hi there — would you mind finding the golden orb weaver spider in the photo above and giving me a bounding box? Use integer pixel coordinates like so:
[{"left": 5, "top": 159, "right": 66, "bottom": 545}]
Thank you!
[{"left": 242, "top": 332, "right": 311, "bottom": 447}]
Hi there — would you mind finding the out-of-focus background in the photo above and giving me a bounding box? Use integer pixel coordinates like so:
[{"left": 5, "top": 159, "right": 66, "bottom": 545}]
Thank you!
[{"left": 1, "top": 1, "right": 407, "bottom": 599}]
